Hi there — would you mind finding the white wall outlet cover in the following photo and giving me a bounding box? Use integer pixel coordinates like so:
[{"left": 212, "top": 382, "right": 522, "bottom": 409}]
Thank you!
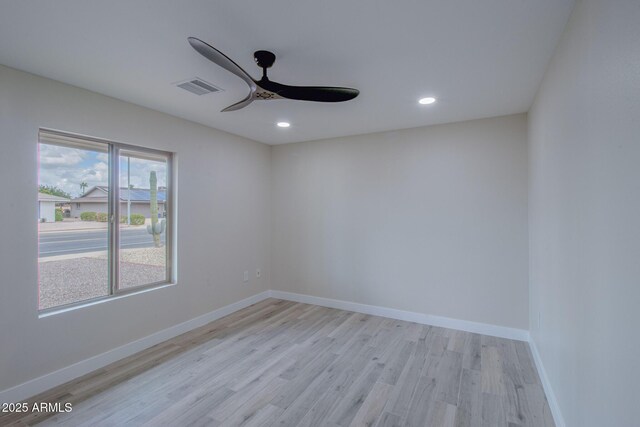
[
  {"left": 256, "top": 269, "right": 261, "bottom": 278},
  {"left": 243, "top": 271, "right": 249, "bottom": 282}
]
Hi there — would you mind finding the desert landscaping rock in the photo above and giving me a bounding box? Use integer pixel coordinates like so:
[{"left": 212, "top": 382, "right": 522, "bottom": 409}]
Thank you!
[
  {"left": 39, "top": 257, "right": 165, "bottom": 310},
  {"left": 100, "top": 247, "right": 166, "bottom": 267}
]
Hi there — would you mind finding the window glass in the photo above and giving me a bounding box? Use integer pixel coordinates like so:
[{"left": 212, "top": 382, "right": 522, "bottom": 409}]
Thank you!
[
  {"left": 118, "top": 152, "right": 169, "bottom": 289},
  {"left": 38, "top": 141, "right": 110, "bottom": 310},
  {"left": 38, "top": 130, "right": 173, "bottom": 311}
]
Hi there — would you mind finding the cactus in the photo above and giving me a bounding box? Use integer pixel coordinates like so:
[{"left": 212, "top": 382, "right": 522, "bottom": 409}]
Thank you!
[
  {"left": 147, "top": 219, "right": 166, "bottom": 235},
  {"left": 147, "top": 171, "right": 164, "bottom": 247}
]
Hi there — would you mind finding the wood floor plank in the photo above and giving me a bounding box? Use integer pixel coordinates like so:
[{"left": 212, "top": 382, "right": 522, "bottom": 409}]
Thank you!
[
  {"left": 481, "top": 346, "right": 506, "bottom": 396},
  {"left": 271, "top": 334, "right": 375, "bottom": 426},
  {"left": 425, "top": 401, "right": 457, "bottom": 427},
  {"left": 379, "top": 340, "right": 414, "bottom": 386},
  {"left": 481, "top": 392, "right": 508, "bottom": 427},
  {"left": 462, "top": 333, "right": 482, "bottom": 372},
  {"left": 446, "top": 329, "right": 468, "bottom": 354},
  {"left": 434, "top": 350, "right": 464, "bottom": 405},
  {"left": 210, "top": 373, "right": 289, "bottom": 421},
  {"left": 270, "top": 350, "right": 338, "bottom": 409},
  {"left": 403, "top": 322, "right": 423, "bottom": 343},
  {"left": 381, "top": 341, "right": 424, "bottom": 418},
  {"left": 242, "top": 404, "right": 285, "bottom": 427},
  {"left": 280, "top": 337, "right": 336, "bottom": 380},
  {"left": 327, "top": 359, "right": 386, "bottom": 426},
  {"left": 140, "top": 386, "right": 234, "bottom": 427},
  {"left": 348, "top": 381, "right": 393, "bottom": 427},
  {"left": 373, "top": 411, "right": 401, "bottom": 427},
  {"left": 297, "top": 346, "right": 378, "bottom": 427},
  {"left": 513, "top": 341, "right": 539, "bottom": 385},
  {"left": 213, "top": 377, "right": 288, "bottom": 426},
  {"left": 404, "top": 375, "right": 438, "bottom": 426},
  {"left": 455, "top": 368, "right": 482, "bottom": 427},
  {"left": 518, "top": 383, "right": 556, "bottom": 427},
  {"left": 0, "top": 299, "right": 553, "bottom": 427}
]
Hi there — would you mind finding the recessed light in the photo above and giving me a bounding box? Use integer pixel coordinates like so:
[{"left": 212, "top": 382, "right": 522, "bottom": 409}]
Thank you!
[
  {"left": 277, "top": 122, "right": 291, "bottom": 128},
  {"left": 418, "top": 97, "right": 437, "bottom": 105}
]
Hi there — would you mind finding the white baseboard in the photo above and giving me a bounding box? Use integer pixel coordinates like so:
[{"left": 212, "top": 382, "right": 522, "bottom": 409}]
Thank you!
[
  {"left": 2, "top": 287, "right": 560, "bottom": 427},
  {"left": 271, "top": 290, "right": 566, "bottom": 424},
  {"left": 0, "top": 291, "right": 271, "bottom": 404},
  {"left": 269, "top": 290, "right": 529, "bottom": 341},
  {"left": 528, "top": 336, "right": 566, "bottom": 427}
]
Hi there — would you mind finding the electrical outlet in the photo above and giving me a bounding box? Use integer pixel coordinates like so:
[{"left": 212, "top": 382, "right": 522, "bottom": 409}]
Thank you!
[
  {"left": 256, "top": 268, "right": 261, "bottom": 278},
  {"left": 243, "top": 271, "right": 249, "bottom": 282}
]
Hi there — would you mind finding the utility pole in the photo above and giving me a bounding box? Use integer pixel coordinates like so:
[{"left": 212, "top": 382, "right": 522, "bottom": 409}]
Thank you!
[{"left": 127, "top": 156, "right": 131, "bottom": 225}]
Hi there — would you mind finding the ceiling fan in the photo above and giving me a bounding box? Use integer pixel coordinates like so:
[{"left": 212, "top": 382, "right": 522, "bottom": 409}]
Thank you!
[{"left": 188, "top": 37, "right": 359, "bottom": 112}]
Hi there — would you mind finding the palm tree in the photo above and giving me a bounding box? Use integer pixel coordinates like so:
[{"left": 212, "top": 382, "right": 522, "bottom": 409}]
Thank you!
[{"left": 79, "top": 181, "right": 88, "bottom": 195}]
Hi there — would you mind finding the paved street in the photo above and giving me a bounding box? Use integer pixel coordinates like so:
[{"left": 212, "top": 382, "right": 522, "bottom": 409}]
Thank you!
[{"left": 39, "top": 228, "right": 165, "bottom": 257}]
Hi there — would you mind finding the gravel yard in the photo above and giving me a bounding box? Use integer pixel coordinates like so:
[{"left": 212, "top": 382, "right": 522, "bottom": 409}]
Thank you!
[
  {"left": 39, "top": 248, "right": 167, "bottom": 310},
  {"left": 92, "top": 247, "right": 166, "bottom": 267}
]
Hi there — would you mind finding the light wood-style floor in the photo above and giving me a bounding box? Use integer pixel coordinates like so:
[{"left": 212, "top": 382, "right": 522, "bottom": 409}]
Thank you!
[{"left": 1, "top": 299, "right": 554, "bottom": 426}]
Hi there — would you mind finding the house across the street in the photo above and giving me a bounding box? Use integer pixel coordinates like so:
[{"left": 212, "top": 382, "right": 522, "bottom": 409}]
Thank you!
[
  {"left": 38, "top": 192, "right": 70, "bottom": 222},
  {"left": 70, "top": 186, "right": 166, "bottom": 218}
]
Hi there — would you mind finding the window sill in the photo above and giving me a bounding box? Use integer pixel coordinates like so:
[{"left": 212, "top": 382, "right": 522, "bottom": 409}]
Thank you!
[{"left": 38, "top": 282, "right": 176, "bottom": 318}]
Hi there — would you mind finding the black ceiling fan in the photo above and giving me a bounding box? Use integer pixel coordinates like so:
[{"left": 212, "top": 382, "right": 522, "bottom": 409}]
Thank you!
[{"left": 188, "top": 37, "right": 359, "bottom": 112}]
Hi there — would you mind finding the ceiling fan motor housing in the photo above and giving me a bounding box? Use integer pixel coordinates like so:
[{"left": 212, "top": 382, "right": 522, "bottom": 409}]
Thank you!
[{"left": 254, "top": 50, "right": 276, "bottom": 69}]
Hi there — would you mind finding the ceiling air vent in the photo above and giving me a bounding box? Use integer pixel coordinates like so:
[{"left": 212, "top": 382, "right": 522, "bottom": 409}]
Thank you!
[{"left": 176, "top": 78, "right": 222, "bottom": 95}]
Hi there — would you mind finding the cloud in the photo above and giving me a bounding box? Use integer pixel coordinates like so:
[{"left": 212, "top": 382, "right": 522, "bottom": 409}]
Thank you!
[
  {"left": 39, "top": 146, "right": 168, "bottom": 197},
  {"left": 39, "top": 168, "right": 107, "bottom": 197},
  {"left": 120, "top": 157, "right": 167, "bottom": 189},
  {"left": 39, "top": 145, "right": 110, "bottom": 196},
  {"left": 39, "top": 144, "right": 86, "bottom": 169}
]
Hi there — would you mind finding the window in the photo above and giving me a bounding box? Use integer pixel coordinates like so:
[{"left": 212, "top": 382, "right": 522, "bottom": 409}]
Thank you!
[{"left": 37, "top": 129, "right": 173, "bottom": 311}]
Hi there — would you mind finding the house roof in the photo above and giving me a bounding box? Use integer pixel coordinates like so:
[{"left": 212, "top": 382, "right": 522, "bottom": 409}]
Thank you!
[
  {"left": 38, "top": 192, "right": 70, "bottom": 202},
  {"left": 120, "top": 188, "right": 167, "bottom": 202},
  {"left": 71, "top": 186, "right": 166, "bottom": 203}
]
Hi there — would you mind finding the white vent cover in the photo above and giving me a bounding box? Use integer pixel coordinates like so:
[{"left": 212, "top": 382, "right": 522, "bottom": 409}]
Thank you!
[{"left": 176, "top": 78, "right": 222, "bottom": 95}]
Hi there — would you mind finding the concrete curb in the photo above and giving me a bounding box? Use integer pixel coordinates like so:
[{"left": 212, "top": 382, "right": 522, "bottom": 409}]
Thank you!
[{"left": 39, "top": 225, "right": 146, "bottom": 234}]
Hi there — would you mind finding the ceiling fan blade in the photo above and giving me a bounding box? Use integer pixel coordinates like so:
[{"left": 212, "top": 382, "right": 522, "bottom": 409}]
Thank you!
[
  {"left": 258, "top": 80, "right": 359, "bottom": 102},
  {"left": 188, "top": 37, "right": 256, "bottom": 90},
  {"left": 221, "top": 92, "right": 255, "bottom": 112}
]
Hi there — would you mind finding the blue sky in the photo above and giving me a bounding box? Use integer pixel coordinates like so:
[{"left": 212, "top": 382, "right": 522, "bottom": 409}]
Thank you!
[{"left": 39, "top": 143, "right": 166, "bottom": 197}]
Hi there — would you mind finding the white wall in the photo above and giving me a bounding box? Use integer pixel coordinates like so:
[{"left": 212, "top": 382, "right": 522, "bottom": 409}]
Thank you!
[
  {"left": 272, "top": 114, "right": 529, "bottom": 329},
  {"left": 528, "top": 1, "right": 640, "bottom": 426},
  {"left": 0, "top": 65, "right": 271, "bottom": 391}
]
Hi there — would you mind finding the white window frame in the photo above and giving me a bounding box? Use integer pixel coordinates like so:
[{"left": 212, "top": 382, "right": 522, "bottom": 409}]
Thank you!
[{"left": 38, "top": 129, "right": 174, "bottom": 314}]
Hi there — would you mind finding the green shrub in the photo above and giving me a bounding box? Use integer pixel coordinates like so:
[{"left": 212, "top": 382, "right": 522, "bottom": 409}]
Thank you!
[
  {"left": 120, "top": 216, "right": 128, "bottom": 224},
  {"left": 129, "top": 214, "right": 145, "bottom": 225},
  {"left": 96, "top": 212, "right": 108, "bottom": 222},
  {"left": 80, "top": 211, "right": 97, "bottom": 221},
  {"left": 55, "top": 208, "right": 63, "bottom": 222}
]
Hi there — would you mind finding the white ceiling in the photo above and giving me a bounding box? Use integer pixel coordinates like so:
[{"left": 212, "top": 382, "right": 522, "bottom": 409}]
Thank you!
[{"left": 0, "top": 0, "right": 574, "bottom": 145}]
